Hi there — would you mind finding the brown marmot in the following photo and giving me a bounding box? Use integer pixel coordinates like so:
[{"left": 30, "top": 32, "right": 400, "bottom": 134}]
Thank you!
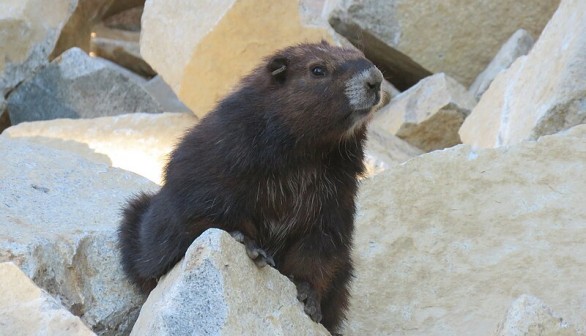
[{"left": 119, "top": 41, "right": 384, "bottom": 333}]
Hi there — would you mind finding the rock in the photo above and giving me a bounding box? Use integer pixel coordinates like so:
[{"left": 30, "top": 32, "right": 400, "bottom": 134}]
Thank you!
[
  {"left": 51, "top": 0, "right": 145, "bottom": 58},
  {"left": 0, "top": 0, "right": 76, "bottom": 96},
  {"left": 143, "top": 76, "right": 191, "bottom": 113},
  {"left": 327, "top": 10, "right": 433, "bottom": 91},
  {"left": 347, "top": 124, "right": 586, "bottom": 335},
  {"left": 0, "top": 137, "right": 159, "bottom": 334},
  {"left": 0, "top": 262, "right": 95, "bottom": 336},
  {"left": 364, "top": 127, "right": 424, "bottom": 175},
  {"left": 141, "top": 0, "right": 340, "bottom": 117},
  {"left": 131, "top": 229, "right": 330, "bottom": 336},
  {"left": 469, "top": 29, "right": 535, "bottom": 100},
  {"left": 90, "top": 23, "right": 156, "bottom": 78},
  {"left": 6, "top": 48, "right": 162, "bottom": 125},
  {"left": 328, "top": 0, "right": 559, "bottom": 87},
  {"left": 460, "top": 0, "right": 586, "bottom": 148},
  {"left": 3, "top": 112, "right": 197, "bottom": 184},
  {"left": 495, "top": 295, "right": 579, "bottom": 336},
  {"left": 372, "top": 73, "right": 477, "bottom": 152},
  {"left": 103, "top": 6, "right": 143, "bottom": 32}
]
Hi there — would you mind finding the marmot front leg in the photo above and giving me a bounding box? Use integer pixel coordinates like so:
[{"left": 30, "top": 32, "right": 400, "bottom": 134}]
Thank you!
[
  {"left": 230, "top": 231, "right": 275, "bottom": 268},
  {"left": 279, "top": 230, "right": 352, "bottom": 332}
]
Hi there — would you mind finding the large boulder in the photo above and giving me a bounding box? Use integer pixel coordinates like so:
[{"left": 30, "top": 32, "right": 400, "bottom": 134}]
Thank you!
[
  {"left": 328, "top": 0, "right": 559, "bottom": 87},
  {"left": 460, "top": 0, "right": 586, "bottom": 148},
  {"left": 0, "top": 262, "right": 95, "bottom": 336},
  {"left": 347, "top": 124, "right": 586, "bottom": 335},
  {"left": 131, "top": 229, "right": 330, "bottom": 336},
  {"left": 0, "top": 136, "right": 159, "bottom": 335},
  {"left": 140, "top": 0, "right": 339, "bottom": 117},
  {"left": 4, "top": 112, "right": 197, "bottom": 184},
  {"left": 372, "top": 73, "right": 477, "bottom": 152},
  {"left": 6, "top": 48, "right": 162, "bottom": 125}
]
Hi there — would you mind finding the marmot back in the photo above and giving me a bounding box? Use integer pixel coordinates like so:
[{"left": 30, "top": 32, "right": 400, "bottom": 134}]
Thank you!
[{"left": 119, "top": 41, "right": 384, "bottom": 334}]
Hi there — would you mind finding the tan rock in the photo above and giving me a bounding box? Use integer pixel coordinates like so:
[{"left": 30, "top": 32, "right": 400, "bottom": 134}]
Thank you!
[
  {"left": 0, "top": 137, "right": 158, "bottom": 334},
  {"left": 495, "top": 295, "right": 580, "bottom": 336},
  {"left": 131, "top": 229, "right": 330, "bottom": 336},
  {"left": 0, "top": 0, "right": 75, "bottom": 95},
  {"left": 4, "top": 112, "right": 197, "bottom": 184},
  {"left": 141, "top": 0, "right": 337, "bottom": 117},
  {"left": 347, "top": 125, "right": 586, "bottom": 335},
  {"left": 329, "top": 0, "right": 559, "bottom": 87},
  {"left": 364, "top": 126, "right": 423, "bottom": 175},
  {"left": 460, "top": 0, "right": 586, "bottom": 148},
  {"left": 372, "top": 73, "right": 477, "bottom": 152},
  {"left": 0, "top": 262, "right": 95, "bottom": 336},
  {"left": 469, "top": 29, "right": 535, "bottom": 100}
]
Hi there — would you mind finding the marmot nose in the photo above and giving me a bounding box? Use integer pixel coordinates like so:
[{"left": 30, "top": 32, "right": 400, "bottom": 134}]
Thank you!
[{"left": 365, "top": 67, "right": 383, "bottom": 92}]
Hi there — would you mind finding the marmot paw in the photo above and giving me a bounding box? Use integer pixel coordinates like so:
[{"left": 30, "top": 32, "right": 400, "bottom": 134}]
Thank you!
[
  {"left": 295, "top": 281, "right": 323, "bottom": 323},
  {"left": 230, "top": 231, "right": 275, "bottom": 268}
]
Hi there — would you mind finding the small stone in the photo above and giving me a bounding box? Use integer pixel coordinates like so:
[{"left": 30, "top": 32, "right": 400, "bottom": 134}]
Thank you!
[
  {"left": 6, "top": 48, "right": 162, "bottom": 125},
  {"left": 495, "top": 295, "right": 579, "bottom": 336},
  {"left": 0, "top": 262, "right": 95, "bottom": 336},
  {"left": 372, "top": 73, "right": 477, "bottom": 152},
  {"left": 131, "top": 229, "right": 330, "bottom": 336}
]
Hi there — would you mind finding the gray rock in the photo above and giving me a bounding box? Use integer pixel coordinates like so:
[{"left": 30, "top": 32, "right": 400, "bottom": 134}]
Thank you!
[
  {"left": 0, "top": 136, "right": 159, "bottom": 335},
  {"left": 495, "top": 295, "right": 580, "bottom": 336},
  {"left": 7, "top": 48, "right": 162, "bottom": 125},
  {"left": 469, "top": 29, "right": 535, "bottom": 100},
  {"left": 131, "top": 229, "right": 330, "bottom": 336},
  {"left": 0, "top": 96, "right": 9, "bottom": 133},
  {"left": 328, "top": 0, "right": 559, "bottom": 87},
  {"left": 143, "top": 76, "right": 191, "bottom": 113},
  {"left": 0, "top": 262, "right": 96, "bottom": 336},
  {"left": 372, "top": 73, "right": 477, "bottom": 152}
]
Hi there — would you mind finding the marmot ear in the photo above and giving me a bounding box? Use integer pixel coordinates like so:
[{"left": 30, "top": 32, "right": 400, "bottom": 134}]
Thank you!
[
  {"left": 320, "top": 39, "right": 330, "bottom": 46},
  {"left": 267, "top": 56, "right": 289, "bottom": 83}
]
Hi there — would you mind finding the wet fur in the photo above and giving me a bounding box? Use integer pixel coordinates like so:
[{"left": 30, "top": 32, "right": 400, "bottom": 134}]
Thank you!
[{"left": 119, "top": 42, "right": 380, "bottom": 333}]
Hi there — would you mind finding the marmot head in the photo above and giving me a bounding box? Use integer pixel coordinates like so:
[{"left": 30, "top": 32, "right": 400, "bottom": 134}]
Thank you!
[{"left": 242, "top": 41, "right": 385, "bottom": 145}]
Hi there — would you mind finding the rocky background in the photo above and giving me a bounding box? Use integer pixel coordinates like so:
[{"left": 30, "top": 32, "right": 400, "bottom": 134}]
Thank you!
[{"left": 0, "top": 0, "right": 585, "bottom": 335}]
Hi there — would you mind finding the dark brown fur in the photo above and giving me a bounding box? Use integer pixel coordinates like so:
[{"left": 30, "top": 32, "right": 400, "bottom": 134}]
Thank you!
[{"left": 118, "top": 41, "right": 382, "bottom": 333}]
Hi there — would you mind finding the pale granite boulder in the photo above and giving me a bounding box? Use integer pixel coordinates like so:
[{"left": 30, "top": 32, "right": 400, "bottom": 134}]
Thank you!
[
  {"left": 347, "top": 125, "right": 586, "bottom": 335},
  {"left": 4, "top": 112, "right": 197, "bottom": 184},
  {"left": 0, "top": 262, "right": 95, "bottom": 336},
  {"left": 0, "top": 137, "right": 159, "bottom": 334},
  {"left": 131, "top": 229, "right": 330, "bottom": 336}
]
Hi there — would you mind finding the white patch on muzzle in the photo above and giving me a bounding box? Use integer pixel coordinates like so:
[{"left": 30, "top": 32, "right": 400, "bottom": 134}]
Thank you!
[{"left": 344, "top": 67, "right": 382, "bottom": 111}]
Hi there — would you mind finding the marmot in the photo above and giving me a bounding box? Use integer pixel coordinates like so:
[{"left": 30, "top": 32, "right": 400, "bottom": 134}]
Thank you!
[{"left": 119, "top": 41, "right": 384, "bottom": 333}]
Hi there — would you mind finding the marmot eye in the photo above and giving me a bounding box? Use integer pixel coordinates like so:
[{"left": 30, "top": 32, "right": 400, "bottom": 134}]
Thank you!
[{"left": 311, "top": 66, "right": 327, "bottom": 77}]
